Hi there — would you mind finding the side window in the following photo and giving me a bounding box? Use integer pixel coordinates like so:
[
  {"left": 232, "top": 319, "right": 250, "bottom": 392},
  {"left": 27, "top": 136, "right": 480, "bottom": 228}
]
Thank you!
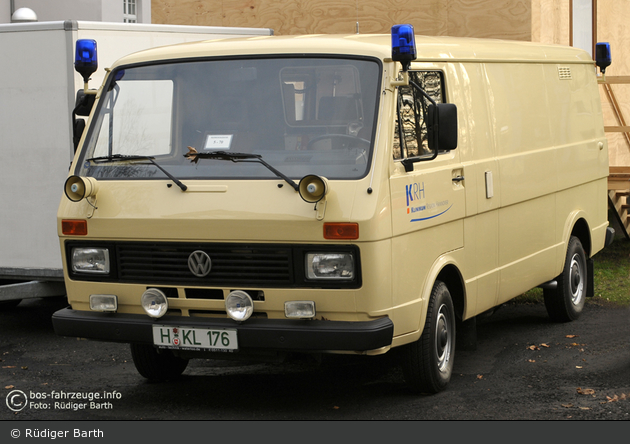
[{"left": 393, "top": 71, "right": 444, "bottom": 160}]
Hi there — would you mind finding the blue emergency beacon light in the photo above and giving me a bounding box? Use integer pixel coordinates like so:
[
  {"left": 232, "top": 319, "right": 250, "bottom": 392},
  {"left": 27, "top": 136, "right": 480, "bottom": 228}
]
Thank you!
[
  {"left": 391, "top": 24, "right": 417, "bottom": 72},
  {"left": 74, "top": 39, "right": 98, "bottom": 88}
]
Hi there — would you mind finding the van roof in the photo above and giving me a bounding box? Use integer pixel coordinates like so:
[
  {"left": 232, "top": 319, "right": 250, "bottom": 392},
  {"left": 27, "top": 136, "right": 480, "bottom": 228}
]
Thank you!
[{"left": 111, "top": 33, "right": 594, "bottom": 68}]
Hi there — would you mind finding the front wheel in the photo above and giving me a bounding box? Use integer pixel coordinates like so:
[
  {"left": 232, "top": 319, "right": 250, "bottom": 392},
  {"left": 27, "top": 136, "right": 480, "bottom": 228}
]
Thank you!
[
  {"left": 130, "top": 344, "right": 189, "bottom": 382},
  {"left": 401, "top": 280, "right": 456, "bottom": 394},
  {"left": 544, "top": 236, "right": 587, "bottom": 323}
]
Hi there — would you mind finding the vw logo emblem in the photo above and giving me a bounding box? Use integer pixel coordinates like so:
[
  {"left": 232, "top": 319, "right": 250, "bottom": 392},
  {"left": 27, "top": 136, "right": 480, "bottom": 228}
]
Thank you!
[{"left": 188, "top": 250, "right": 212, "bottom": 277}]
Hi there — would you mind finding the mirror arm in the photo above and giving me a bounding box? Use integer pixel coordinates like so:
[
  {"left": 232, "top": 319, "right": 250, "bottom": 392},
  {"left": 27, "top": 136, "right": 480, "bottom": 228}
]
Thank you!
[
  {"left": 401, "top": 80, "right": 439, "bottom": 171},
  {"left": 409, "top": 80, "right": 437, "bottom": 107},
  {"left": 401, "top": 150, "right": 438, "bottom": 172},
  {"left": 391, "top": 70, "right": 410, "bottom": 87}
]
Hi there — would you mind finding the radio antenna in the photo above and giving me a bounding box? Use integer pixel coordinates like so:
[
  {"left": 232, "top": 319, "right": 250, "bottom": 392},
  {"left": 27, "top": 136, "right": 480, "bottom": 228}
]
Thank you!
[{"left": 355, "top": 0, "right": 360, "bottom": 34}]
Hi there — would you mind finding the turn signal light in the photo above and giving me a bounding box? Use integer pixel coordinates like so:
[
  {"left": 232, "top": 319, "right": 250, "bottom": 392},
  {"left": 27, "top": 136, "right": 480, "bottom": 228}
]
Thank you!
[
  {"left": 323, "top": 223, "right": 359, "bottom": 240},
  {"left": 62, "top": 219, "right": 88, "bottom": 236}
]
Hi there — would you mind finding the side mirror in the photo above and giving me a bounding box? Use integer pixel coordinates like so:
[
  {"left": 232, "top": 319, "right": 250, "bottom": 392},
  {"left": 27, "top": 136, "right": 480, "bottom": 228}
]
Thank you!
[
  {"left": 74, "top": 90, "right": 95, "bottom": 117},
  {"left": 72, "top": 90, "right": 96, "bottom": 152},
  {"left": 595, "top": 42, "right": 611, "bottom": 74},
  {"left": 402, "top": 102, "right": 458, "bottom": 172},
  {"left": 428, "top": 103, "right": 458, "bottom": 152}
]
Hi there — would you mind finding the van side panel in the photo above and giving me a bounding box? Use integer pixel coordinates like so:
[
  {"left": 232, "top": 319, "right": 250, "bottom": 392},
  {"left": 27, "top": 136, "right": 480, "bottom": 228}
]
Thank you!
[
  {"left": 389, "top": 220, "right": 464, "bottom": 336},
  {"left": 487, "top": 63, "right": 557, "bottom": 206},
  {"left": 388, "top": 62, "right": 467, "bottom": 333},
  {"left": 389, "top": 57, "right": 608, "bottom": 323},
  {"left": 453, "top": 62, "right": 501, "bottom": 318},
  {"left": 486, "top": 62, "right": 555, "bottom": 302},
  {"left": 483, "top": 60, "right": 608, "bottom": 304},
  {"left": 546, "top": 61, "right": 609, "bottom": 261}
]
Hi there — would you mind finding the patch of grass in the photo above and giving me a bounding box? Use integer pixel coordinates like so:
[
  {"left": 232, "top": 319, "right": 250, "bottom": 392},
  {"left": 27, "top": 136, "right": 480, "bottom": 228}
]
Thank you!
[
  {"left": 592, "top": 238, "right": 630, "bottom": 306},
  {"left": 513, "top": 287, "right": 544, "bottom": 304},
  {"left": 510, "top": 239, "right": 630, "bottom": 307}
]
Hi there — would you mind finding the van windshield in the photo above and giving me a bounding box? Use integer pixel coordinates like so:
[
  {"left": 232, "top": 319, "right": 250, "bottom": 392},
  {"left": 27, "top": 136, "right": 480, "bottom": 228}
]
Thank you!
[{"left": 77, "top": 57, "right": 381, "bottom": 181}]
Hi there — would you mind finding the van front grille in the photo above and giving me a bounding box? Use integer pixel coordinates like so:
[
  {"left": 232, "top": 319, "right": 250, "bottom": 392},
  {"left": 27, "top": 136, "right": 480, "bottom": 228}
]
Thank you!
[
  {"left": 116, "top": 242, "right": 293, "bottom": 286},
  {"left": 65, "top": 241, "right": 361, "bottom": 289}
]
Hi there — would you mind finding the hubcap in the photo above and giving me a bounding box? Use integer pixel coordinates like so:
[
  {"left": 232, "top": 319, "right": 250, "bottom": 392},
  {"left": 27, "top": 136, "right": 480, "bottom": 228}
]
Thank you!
[
  {"left": 435, "top": 304, "right": 452, "bottom": 372},
  {"left": 569, "top": 253, "right": 584, "bottom": 306}
]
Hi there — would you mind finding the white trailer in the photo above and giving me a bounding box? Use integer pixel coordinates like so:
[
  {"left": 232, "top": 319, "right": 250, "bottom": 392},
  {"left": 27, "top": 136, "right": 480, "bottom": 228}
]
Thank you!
[{"left": 0, "top": 20, "right": 273, "bottom": 304}]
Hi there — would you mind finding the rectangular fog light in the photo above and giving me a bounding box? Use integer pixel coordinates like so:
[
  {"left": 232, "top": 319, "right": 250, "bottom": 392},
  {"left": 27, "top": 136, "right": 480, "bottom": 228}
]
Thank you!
[
  {"left": 90, "top": 294, "right": 118, "bottom": 312},
  {"left": 285, "top": 301, "right": 316, "bottom": 319}
]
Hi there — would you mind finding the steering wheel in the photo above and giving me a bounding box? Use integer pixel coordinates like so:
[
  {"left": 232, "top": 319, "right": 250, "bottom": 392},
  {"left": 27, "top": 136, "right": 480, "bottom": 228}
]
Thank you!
[{"left": 306, "top": 134, "right": 370, "bottom": 150}]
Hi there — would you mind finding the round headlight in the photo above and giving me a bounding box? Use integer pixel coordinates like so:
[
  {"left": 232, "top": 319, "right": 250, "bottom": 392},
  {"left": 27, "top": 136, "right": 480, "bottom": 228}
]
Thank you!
[
  {"left": 141, "top": 288, "right": 168, "bottom": 318},
  {"left": 225, "top": 290, "right": 253, "bottom": 322}
]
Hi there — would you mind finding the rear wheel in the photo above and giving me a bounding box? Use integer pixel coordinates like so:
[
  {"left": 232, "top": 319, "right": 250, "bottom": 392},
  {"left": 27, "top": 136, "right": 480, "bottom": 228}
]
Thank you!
[
  {"left": 544, "top": 236, "right": 587, "bottom": 323},
  {"left": 402, "top": 280, "right": 456, "bottom": 394},
  {"left": 130, "top": 344, "right": 189, "bottom": 382}
]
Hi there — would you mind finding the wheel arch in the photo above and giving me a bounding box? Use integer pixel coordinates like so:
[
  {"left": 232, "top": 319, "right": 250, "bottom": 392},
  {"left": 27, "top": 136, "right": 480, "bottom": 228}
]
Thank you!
[
  {"left": 556, "top": 214, "right": 595, "bottom": 300},
  {"left": 570, "top": 217, "right": 592, "bottom": 258},
  {"left": 435, "top": 263, "right": 466, "bottom": 322},
  {"left": 412, "top": 255, "right": 466, "bottom": 348}
]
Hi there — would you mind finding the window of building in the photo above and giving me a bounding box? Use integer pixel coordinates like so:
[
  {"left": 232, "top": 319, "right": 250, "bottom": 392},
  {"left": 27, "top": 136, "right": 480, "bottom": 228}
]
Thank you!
[{"left": 123, "top": 0, "right": 137, "bottom": 23}]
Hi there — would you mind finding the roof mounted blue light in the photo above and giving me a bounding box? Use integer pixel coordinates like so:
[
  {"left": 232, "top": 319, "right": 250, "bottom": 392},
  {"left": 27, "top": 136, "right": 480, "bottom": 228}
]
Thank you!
[
  {"left": 74, "top": 39, "right": 98, "bottom": 84},
  {"left": 391, "top": 24, "right": 417, "bottom": 71},
  {"left": 595, "top": 42, "right": 611, "bottom": 74}
]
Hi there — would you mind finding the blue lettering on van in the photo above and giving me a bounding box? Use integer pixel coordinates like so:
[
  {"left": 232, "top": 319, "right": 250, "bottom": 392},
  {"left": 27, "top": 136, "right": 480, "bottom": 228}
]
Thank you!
[
  {"left": 405, "top": 182, "right": 452, "bottom": 221},
  {"left": 405, "top": 182, "right": 425, "bottom": 206}
]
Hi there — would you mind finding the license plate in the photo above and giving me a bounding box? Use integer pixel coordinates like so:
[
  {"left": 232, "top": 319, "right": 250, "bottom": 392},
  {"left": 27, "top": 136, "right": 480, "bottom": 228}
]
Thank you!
[{"left": 152, "top": 325, "right": 238, "bottom": 351}]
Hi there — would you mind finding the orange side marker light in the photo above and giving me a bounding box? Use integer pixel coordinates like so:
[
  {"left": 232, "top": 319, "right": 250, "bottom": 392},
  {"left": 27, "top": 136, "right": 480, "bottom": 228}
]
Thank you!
[
  {"left": 323, "top": 223, "right": 359, "bottom": 240},
  {"left": 62, "top": 219, "right": 88, "bottom": 236}
]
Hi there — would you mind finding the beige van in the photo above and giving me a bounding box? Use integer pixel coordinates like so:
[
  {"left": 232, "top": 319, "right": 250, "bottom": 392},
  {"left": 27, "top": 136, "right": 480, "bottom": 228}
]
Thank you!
[{"left": 53, "top": 25, "right": 614, "bottom": 393}]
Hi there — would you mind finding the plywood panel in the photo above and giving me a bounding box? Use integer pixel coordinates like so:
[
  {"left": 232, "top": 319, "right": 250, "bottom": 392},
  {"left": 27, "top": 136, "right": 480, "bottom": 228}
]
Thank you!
[
  {"left": 151, "top": 0, "right": 630, "bottom": 167},
  {"left": 446, "top": 0, "right": 531, "bottom": 40},
  {"left": 597, "top": 2, "right": 630, "bottom": 78},
  {"left": 152, "top": 0, "right": 530, "bottom": 39},
  {"left": 152, "top": 0, "right": 449, "bottom": 35},
  {"left": 601, "top": 83, "right": 630, "bottom": 166},
  {"left": 357, "top": 1, "right": 447, "bottom": 36},
  {"left": 597, "top": 1, "right": 630, "bottom": 166},
  {"left": 152, "top": 0, "right": 224, "bottom": 26},
  {"left": 531, "top": 0, "right": 569, "bottom": 45}
]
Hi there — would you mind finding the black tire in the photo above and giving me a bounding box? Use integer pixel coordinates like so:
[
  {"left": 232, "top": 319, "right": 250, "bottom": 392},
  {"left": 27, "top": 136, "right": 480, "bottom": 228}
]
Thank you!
[
  {"left": 130, "top": 344, "right": 189, "bottom": 382},
  {"left": 402, "top": 280, "right": 456, "bottom": 394},
  {"left": 544, "top": 236, "right": 587, "bottom": 323}
]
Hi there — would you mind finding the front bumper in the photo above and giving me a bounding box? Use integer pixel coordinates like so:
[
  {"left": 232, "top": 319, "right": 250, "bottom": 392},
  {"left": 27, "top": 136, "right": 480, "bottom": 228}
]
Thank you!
[{"left": 52, "top": 307, "right": 394, "bottom": 353}]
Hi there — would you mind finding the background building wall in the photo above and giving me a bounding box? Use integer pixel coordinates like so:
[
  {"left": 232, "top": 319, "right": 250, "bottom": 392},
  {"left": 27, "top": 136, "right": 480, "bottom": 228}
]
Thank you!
[
  {"left": 531, "top": 0, "right": 570, "bottom": 46},
  {"left": 530, "top": 0, "right": 630, "bottom": 166},
  {"left": 3, "top": 0, "right": 627, "bottom": 165},
  {"left": 596, "top": 1, "right": 630, "bottom": 166},
  {"left": 151, "top": 0, "right": 532, "bottom": 40},
  {"left": 0, "top": 0, "right": 151, "bottom": 23},
  {"left": 150, "top": 0, "right": 630, "bottom": 167}
]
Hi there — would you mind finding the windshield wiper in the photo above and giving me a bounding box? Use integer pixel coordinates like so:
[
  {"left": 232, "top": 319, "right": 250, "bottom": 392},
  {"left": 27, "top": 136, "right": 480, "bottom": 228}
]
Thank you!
[
  {"left": 184, "top": 148, "right": 299, "bottom": 191},
  {"left": 86, "top": 154, "right": 187, "bottom": 191}
]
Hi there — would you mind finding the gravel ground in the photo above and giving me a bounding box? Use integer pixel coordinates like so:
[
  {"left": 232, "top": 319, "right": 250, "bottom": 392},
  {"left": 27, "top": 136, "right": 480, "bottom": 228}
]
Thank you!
[{"left": 1, "top": 296, "right": 629, "bottom": 421}]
